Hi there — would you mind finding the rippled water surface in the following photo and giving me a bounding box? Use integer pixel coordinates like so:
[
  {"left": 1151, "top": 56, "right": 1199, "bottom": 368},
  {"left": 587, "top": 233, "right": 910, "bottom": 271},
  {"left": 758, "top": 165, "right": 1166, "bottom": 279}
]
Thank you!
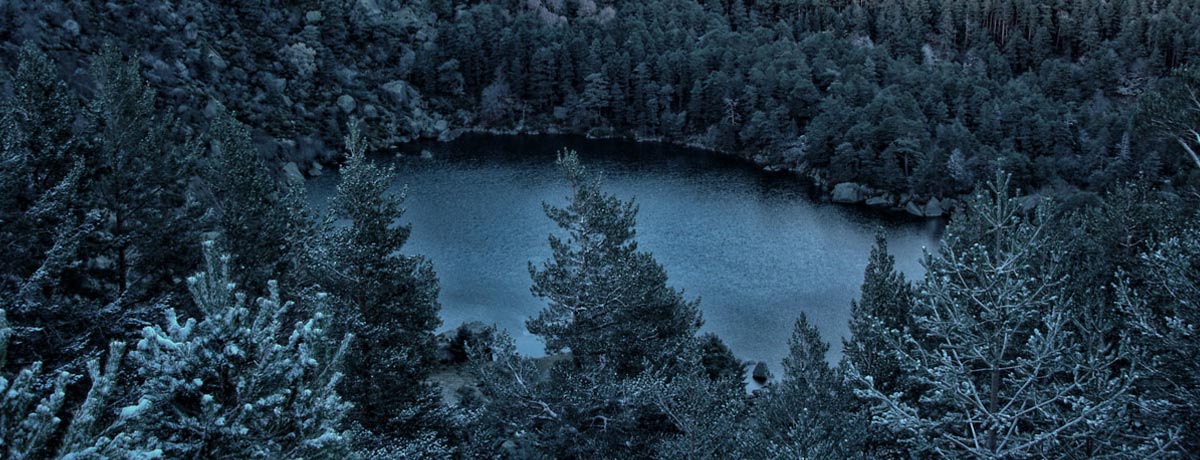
[{"left": 308, "top": 135, "right": 941, "bottom": 370}]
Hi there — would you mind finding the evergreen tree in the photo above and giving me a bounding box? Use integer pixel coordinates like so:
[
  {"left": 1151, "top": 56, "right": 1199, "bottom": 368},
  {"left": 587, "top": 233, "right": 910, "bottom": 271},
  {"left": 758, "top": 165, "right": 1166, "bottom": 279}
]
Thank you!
[
  {"left": 529, "top": 47, "right": 559, "bottom": 109},
  {"left": 860, "top": 174, "right": 1137, "bottom": 459},
  {"left": 628, "top": 367, "right": 754, "bottom": 459},
  {"left": 205, "top": 112, "right": 313, "bottom": 294},
  {"left": 527, "top": 149, "right": 702, "bottom": 376},
  {"left": 0, "top": 45, "right": 104, "bottom": 372},
  {"left": 0, "top": 309, "right": 152, "bottom": 459},
  {"left": 844, "top": 231, "right": 912, "bottom": 396},
  {"left": 463, "top": 332, "right": 654, "bottom": 459},
  {"left": 753, "top": 313, "right": 861, "bottom": 460},
  {"left": 83, "top": 47, "right": 199, "bottom": 301},
  {"left": 0, "top": 44, "right": 78, "bottom": 198},
  {"left": 1119, "top": 223, "right": 1200, "bottom": 455},
  {"left": 464, "top": 332, "right": 749, "bottom": 460},
  {"left": 842, "top": 231, "right": 913, "bottom": 459},
  {"left": 480, "top": 72, "right": 517, "bottom": 126},
  {"left": 129, "top": 243, "right": 352, "bottom": 459},
  {"left": 580, "top": 72, "right": 614, "bottom": 124},
  {"left": 321, "top": 119, "right": 442, "bottom": 439},
  {"left": 697, "top": 332, "right": 744, "bottom": 382},
  {"left": 1140, "top": 65, "right": 1200, "bottom": 171}
]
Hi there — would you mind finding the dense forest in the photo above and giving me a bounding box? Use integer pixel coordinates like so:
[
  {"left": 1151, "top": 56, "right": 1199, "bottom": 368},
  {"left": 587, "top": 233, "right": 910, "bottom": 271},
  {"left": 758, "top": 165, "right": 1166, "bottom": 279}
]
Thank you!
[
  {"left": 2, "top": 0, "right": 1200, "bottom": 459},
  {"left": 4, "top": 0, "right": 1200, "bottom": 211}
]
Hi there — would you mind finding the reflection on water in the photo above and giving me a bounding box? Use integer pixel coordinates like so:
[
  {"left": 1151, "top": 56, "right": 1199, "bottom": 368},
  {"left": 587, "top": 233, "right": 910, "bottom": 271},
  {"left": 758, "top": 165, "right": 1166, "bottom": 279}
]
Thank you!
[{"left": 308, "top": 134, "right": 942, "bottom": 372}]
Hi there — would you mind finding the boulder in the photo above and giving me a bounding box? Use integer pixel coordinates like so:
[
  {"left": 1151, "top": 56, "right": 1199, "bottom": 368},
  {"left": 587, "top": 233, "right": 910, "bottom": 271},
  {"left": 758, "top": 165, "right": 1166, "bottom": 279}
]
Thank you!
[
  {"left": 358, "top": 0, "right": 385, "bottom": 17},
  {"left": 203, "top": 98, "right": 221, "bottom": 119},
  {"left": 144, "top": 58, "right": 178, "bottom": 85},
  {"left": 438, "top": 127, "right": 460, "bottom": 142},
  {"left": 295, "top": 136, "right": 326, "bottom": 163},
  {"left": 751, "top": 361, "right": 771, "bottom": 384},
  {"left": 336, "top": 94, "right": 356, "bottom": 113},
  {"left": 206, "top": 50, "right": 228, "bottom": 70},
  {"left": 906, "top": 200, "right": 925, "bottom": 217},
  {"left": 500, "top": 440, "right": 518, "bottom": 457},
  {"left": 924, "top": 197, "right": 944, "bottom": 217},
  {"left": 831, "top": 182, "right": 867, "bottom": 204},
  {"left": 184, "top": 22, "right": 199, "bottom": 41},
  {"left": 282, "top": 162, "right": 304, "bottom": 183},
  {"left": 334, "top": 67, "right": 358, "bottom": 86},
  {"left": 865, "top": 195, "right": 892, "bottom": 207},
  {"left": 381, "top": 80, "right": 418, "bottom": 106},
  {"left": 63, "top": 19, "right": 80, "bottom": 36},
  {"left": 420, "top": 149, "right": 434, "bottom": 160},
  {"left": 305, "top": 10, "right": 323, "bottom": 23},
  {"left": 308, "top": 161, "right": 324, "bottom": 176}
]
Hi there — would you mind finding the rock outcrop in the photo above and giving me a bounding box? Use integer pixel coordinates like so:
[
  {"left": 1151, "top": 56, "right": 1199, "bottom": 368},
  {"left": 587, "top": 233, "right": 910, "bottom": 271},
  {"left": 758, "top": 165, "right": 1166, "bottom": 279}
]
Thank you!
[
  {"left": 924, "top": 197, "right": 945, "bottom": 217},
  {"left": 831, "top": 182, "right": 869, "bottom": 204},
  {"left": 751, "top": 361, "right": 771, "bottom": 383}
]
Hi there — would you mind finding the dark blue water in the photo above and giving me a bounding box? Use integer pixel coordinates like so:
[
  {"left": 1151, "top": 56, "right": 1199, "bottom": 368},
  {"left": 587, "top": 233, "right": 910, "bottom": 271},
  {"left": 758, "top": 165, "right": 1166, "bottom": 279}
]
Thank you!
[{"left": 307, "top": 135, "right": 941, "bottom": 371}]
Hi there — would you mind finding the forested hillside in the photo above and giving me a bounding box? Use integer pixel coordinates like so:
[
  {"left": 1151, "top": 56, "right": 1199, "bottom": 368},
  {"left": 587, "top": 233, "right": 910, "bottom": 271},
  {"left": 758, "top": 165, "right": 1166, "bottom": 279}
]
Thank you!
[
  {"left": 3, "top": 0, "right": 1199, "bottom": 210},
  {"left": 3, "top": 0, "right": 1200, "bottom": 459}
]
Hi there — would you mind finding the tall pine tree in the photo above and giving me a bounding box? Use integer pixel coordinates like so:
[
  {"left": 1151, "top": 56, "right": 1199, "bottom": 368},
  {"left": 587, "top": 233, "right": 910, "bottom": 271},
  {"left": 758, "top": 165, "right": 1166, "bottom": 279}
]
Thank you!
[
  {"left": 321, "top": 119, "right": 442, "bottom": 440},
  {"left": 82, "top": 47, "right": 199, "bottom": 301},
  {"left": 0, "top": 45, "right": 104, "bottom": 372},
  {"left": 842, "top": 231, "right": 913, "bottom": 459},
  {"left": 527, "top": 149, "right": 702, "bottom": 376},
  {"left": 860, "top": 174, "right": 1137, "bottom": 459},
  {"left": 205, "top": 111, "right": 313, "bottom": 294}
]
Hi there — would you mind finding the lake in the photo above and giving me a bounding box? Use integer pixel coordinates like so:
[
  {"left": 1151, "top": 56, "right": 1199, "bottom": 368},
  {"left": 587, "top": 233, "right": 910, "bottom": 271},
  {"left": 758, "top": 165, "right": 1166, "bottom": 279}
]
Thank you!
[{"left": 307, "top": 134, "right": 942, "bottom": 372}]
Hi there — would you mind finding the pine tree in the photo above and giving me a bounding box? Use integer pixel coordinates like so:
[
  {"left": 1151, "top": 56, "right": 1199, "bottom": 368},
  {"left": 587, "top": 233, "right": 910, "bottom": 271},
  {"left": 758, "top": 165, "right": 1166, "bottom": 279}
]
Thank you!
[
  {"left": 860, "top": 174, "right": 1136, "bottom": 459},
  {"left": 0, "top": 45, "right": 107, "bottom": 373},
  {"left": 844, "top": 231, "right": 912, "bottom": 396},
  {"left": 754, "top": 313, "right": 861, "bottom": 460},
  {"left": 628, "top": 367, "right": 754, "bottom": 459},
  {"left": 129, "top": 243, "right": 351, "bottom": 459},
  {"left": 0, "top": 309, "right": 153, "bottom": 459},
  {"left": 205, "top": 111, "right": 313, "bottom": 294},
  {"left": 1119, "top": 223, "right": 1200, "bottom": 455},
  {"left": 0, "top": 43, "right": 83, "bottom": 299},
  {"left": 480, "top": 72, "right": 516, "bottom": 126},
  {"left": 580, "top": 72, "right": 614, "bottom": 124},
  {"left": 529, "top": 47, "right": 559, "bottom": 109},
  {"left": 463, "top": 332, "right": 651, "bottom": 459},
  {"left": 83, "top": 47, "right": 199, "bottom": 300},
  {"left": 698, "top": 332, "right": 744, "bottom": 382},
  {"left": 527, "top": 149, "right": 702, "bottom": 376},
  {"left": 1, "top": 44, "right": 78, "bottom": 197},
  {"left": 321, "top": 119, "right": 442, "bottom": 438},
  {"left": 465, "top": 331, "right": 748, "bottom": 460},
  {"left": 843, "top": 231, "right": 913, "bottom": 459}
]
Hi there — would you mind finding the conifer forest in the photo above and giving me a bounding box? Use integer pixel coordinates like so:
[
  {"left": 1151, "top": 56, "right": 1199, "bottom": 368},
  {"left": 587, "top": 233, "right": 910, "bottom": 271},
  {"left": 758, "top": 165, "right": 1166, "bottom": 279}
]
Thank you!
[{"left": 2, "top": 0, "right": 1200, "bottom": 458}]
